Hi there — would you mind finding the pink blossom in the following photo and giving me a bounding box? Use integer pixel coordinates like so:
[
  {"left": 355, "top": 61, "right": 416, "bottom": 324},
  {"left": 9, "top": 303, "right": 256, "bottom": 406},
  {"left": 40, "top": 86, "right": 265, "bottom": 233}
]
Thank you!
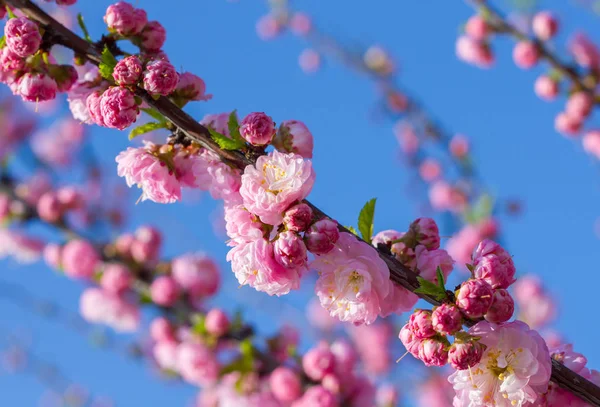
[
  {"left": 306, "top": 297, "right": 338, "bottom": 331},
  {"left": 100, "top": 264, "right": 131, "bottom": 295},
  {"left": 32, "top": 118, "right": 86, "bottom": 167},
  {"left": 100, "top": 87, "right": 139, "bottom": 129},
  {"left": 104, "top": 2, "right": 147, "bottom": 36},
  {"left": 36, "top": 192, "right": 62, "bottom": 222},
  {"left": 409, "top": 217, "right": 441, "bottom": 250},
  {"left": 18, "top": 73, "right": 58, "bottom": 102},
  {"left": 0, "top": 230, "right": 44, "bottom": 264},
  {"left": 227, "top": 238, "right": 304, "bottom": 296},
  {"left": 418, "top": 338, "right": 448, "bottom": 367},
  {"left": 419, "top": 159, "right": 441, "bottom": 182},
  {"left": 448, "top": 340, "right": 485, "bottom": 370},
  {"left": 569, "top": 33, "right": 600, "bottom": 69},
  {"left": 432, "top": 303, "right": 462, "bottom": 336},
  {"left": 270, "top": 367, "right": 302, "bottom": 402},
  {"left": 294, "top": 386, "right": 338, "bottom": 407},
  {"left": 302, "top": 342, "right": 335, "bottom": 381},
  {"left": 67, "top": 65, "right": 102, "bottom": 124},
  {"left": 513, "top": 275, "right": 556, "bottom": 329},
  {"left": 86, "top": 90, "right": 106, "bottom": 127},
  {"left": 330, "top": 339, "right": 357, "bottom": 373},
  {"left": 112, "top": 55, "right": 143, "bottom": 86},
  {"left": 566, "top": 91, "right": 593, "bottom": 121},
  {"left": 177, "top": 341, "right": 219, "bottom": 386},
  {"left": 555, "top": 111, "right": 582, "bottom": 136},
  {"left": 455, "top": 35, "right": 494, "bottom": 68},
  {"left": 5, "top": 17, "right": 41, "bottom": 57},
  {"left": 378, "top": 282, "right": 418, "bottom": 317},
  {"left": 274, "top": 231, "right": 307, "bottom": 268},
  {"left": 298, "top": 49, "right": 321, "bottom": 73},
  {"left": 131, "top": 225, "right": 162, "bottom": 263},
  {"left": 52, "top": 65, "right": 78, "bottom": 92},
  {"left": 153, "top": 340, "right": 178, "bottom": 371},
  {"left": 143, "top": 60, "right": 179, "bottom": 96},
  {"left": 290, "top": 13, "right": 312, "bottom": 36},
  {"left": 200, "top": 112, "right": 232, "bottom": 136},
  {"left": 256, "top": 15, "right": 281, "bottom": 40},
  {"left": 273, "top": 120, "right": 314, "bottom": 158},
  {"left": 583, "top": 130, "right": 600, "bottom": 159},
  {"left": 472, "top": 239, "right": 516, "bottom": 289},
  {"left": 174, "top": 72, "right": 212, "bottom": 102},
  {"left": 348, "top": 323, "right": 392, "bottom": 375},
  {"left": 513, "top": 41, "right": 540, "bottom": 69},
  {"left": 312, "top": 232, "right": 390, "bottom": 325},
  {"left": 0, "top": 48, "right": 25, "bottom": 84},
  {"left": 449, "top": 321, "right": 551, "bottom": 407},
  {"left": 171, "top": 253, "right": 220, "bottom": 297},
  {"left": 140, "top": 21, "right": 166, "bottom": 51},
  {"left": 429, "top": 181, "right": 466, "bottom": 213},
  {"left": 532, "top": 11, "right": 558, "bottom": 41},
  {"left": 43, "top": 243, "right": 61, "bottom": 269},
  {"left": 399, "top": 323, "right": 422, "bottom": 358},
  {"left": 485, "top": 289, "right": 515, "bottom": 323},
  {"left": 414, "top": 245, "right": 454, "bottom": 282},
  {"left": 150, "top": 317, "right": 174, "bottom": 343},
  {"left": 394, "top": 122, "right": 418, "bottom": 154},
  {"left": 305, "top": 219, "right": 340, "bottom": 254},
  {"left": 283, "top": 203, "right": 313, "bottom": 232},
  {"left": 409, "top": 309, "right": 436, "bottom": 339},
  {"left": 61, "top": 239, "right": 99, "bottom": 279},
  {"left": 534, "top": 75, "right": 559, "bottom": 101},
  {"left": 205, "top": 309, "right": 229, "bottom": 337},
  {"left": 240, "top": 112, "right": 276, "bottom": 146},
  {"left": 223, "top": 204, "right": 263, "bottom": 246},
  {"left": 79, "top": 288, "right": 140, "bottom": 332},
  {"left": 150, "top": 276, "right": 180, "bottom": 306},
  {"left": 240, "top": 150, "right": 315, "bottom": 225},
  {"left": 465, "top": 15, "right": 489, "bottom": 40},
  {"left": 456, "top": 279, "right": 493, "bottom": 318},
  {"left": 446, "top": 224, "right": 484, "bottom": 266}
]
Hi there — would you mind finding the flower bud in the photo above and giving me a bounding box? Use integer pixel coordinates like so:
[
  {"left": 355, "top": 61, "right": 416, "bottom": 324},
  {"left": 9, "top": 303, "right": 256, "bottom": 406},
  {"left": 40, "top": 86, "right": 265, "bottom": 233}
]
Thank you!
[
  {"left": 484, "top": 289, "right": 515, "bottom": 323},
  {"left": 456, "top": 279, "right": 493, "bottom": 318},
  {"left": 304, "top": 219, "right": 339, "bottom": 254},
  {"left": 5, "top": 17, "right": 41, "bottom": 57},
  {"left": 283, "top": 203, "right": 313, "bottom": 232},
  {"left": 448, "top": 340, "right": 485, "bottom": 370},
  {"left": 432, "top": 303, "right": 463, "bottom": 336},
  {"left": 409, "top": 309, "right": 436, "bottom": 339},
  {"left": 150, "top": 276, "right": 180, "bottom": 306},
  {"left": 240, "top": 112, "right": 276, "bottom": 146},
  {"left": 269, "top": 367, "right": 302, "bottom": 402},
  {"left": 273, "top": 120, "right": 314, "bottom": 158},
  {"left": 205, "top": 308, "right": 229, "bottom": 337},
  {"left": 274, "top": 231, "right": 308, "bottom": 268},
  {"left": 532, "top": 11, "right": 558, "bottom": 41},
  {"left": 418, "top": 338, "right": 448, "bottom": 367},
  {"left": 113, "top": 55, "right": 143, "bottom": 86},
  {"left": 513, "top": 41, "right": 539, "bottom": 69}
]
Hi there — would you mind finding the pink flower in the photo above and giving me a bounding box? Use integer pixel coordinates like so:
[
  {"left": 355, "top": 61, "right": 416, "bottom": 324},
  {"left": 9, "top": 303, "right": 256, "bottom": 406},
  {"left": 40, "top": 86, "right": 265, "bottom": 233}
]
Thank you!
[
  {"left": 79, "top": 288, "right": 140, "bottom": 332},
  {"left": 100, "top": 264, "right": 131, "bottom": 295},
  {"left": 52, "top": 65, "right": 78, "bottom": 92},
  {"left": 171, "top": 253, "right": 220, "bottom": 298},
  {"left": 143, "top": 60, "right": 179, "bottom": 96},
  {"left": 36, "top": 192, "right": 62, "bottom": 222},
  {"left": 0, "top": 230, "right": 44, "bottom": 264},
  {"left": 532, "top": 11, "right": 558, "bottom": 41},
  {"left": 204, "top": 308, "right": 229, "bottom": 337},
  {"left": 555, "top": 111, "right": 582, "bottom": 136},
  {"left": 200, "top": 112, "right": 232, "bottom": 136},
  {"left": 270, "top": 367, "right": 302, "bottom": 403},
  {"left": 273, "top": 120, "right": 314, "bottom": 158},
  {"left": 112, "top": 55, "right": 143, "bottom": 85},
  {"left": 429, "top": 181, "right": 466, "bottom": 213},
  {"left": 150, "top": 317, "right": 174, "bottom": 342},
  {"left": 513, "top": 41, "right": 539, "bottom": 69},
  {"left": 298, "top": 48, "right": 321, "bottom": 73},
  {"left": 104, "top": 2, "right": 147, "bottom": 36},
  {"left": 418, "top": 338, "right": 448, "bottom": 367},
  {"left": 449, "top": 321, "right": 551, "bottom": 407},
  {"left": 465, "top": 15, "right": 489, "bottom": 40},
  {"left": 472, "top": 239, "right": 516, "bottom": 289},
  {"left": 239, "top": 112, "right": 276, "bottom": 146},
  {"left": 305, "top": 219, "right": 340, "bottom": 254},
  {"left": 432, "top": 303, "right": 462, "bottom": 336},
  {"left": 456, "top": 279, "right": 493, "bottom": 319},
  {"left": 399, "top": 323, "right": 421, "bottom": 358},
  {"left": 86, "top": 90, "right": 106, "bottom": 127},
  {"left": 174, "top": 72, "right": 212, "bottom": 102},
  {"left": 131, "top": 225, "right": 162, "bottom": 263},
  {"left": 378, "top": 282, "right": 418, "bottom": 317},
  {"left": 274, "top": 231, "right": 308, "bottom": 268},
  {"left": 240, "top": 150, "right": 315, "bottom": 225},
  {"left": 177, "top": 341, "right": 219, "bottom": 386},
  {"left": 227, "top": 238, "right": 304, "bottom": 296},
  {"left": 330, "top": 339, "right": 357, "bottom": 373},
  {"left": 223, "top": 204, "right": 263, "bottom": 246},
  {"left": 455, "top": 35, "right": 494, "bottom": 68},
  {"left": 569, "top": 33, "right": 600, "bottom": 69},
  {"left": 61, "top": 239, "right": 99, "bottom": 279},
  {"left": 290, "top": 13, "right": 312, "bottom": 36},
  {"left": 43, "top": 243, "right": 62, "bottom": 269},
  {"left": 450, "top": 134, "right": 470, "bottom": 158},
  {"left": 414, "top": 245, "right": 454, "bottom": 282},
  {"left": 140, "top": 21, "right": 166, "bottom": 51},
  {"left": 295, "top": 386, "right": 337, "bottom": 407},
  {"left": 153, "top": 340, "right": 178, "bottom": 371},
  {"left": 302, "top": 342, "right": 335, "bottom": 381},
  {"left": 5, "top": 17, "right": 41, "bottom": 57},
  {"left": 18, "top": 73, "right": 58, "bottom": 102},
  {"left": 485, "top": 289, "right": 515, "bottom": 323},
  {"left": 100, "top": 87, "right": 139, "bottom": 129},
  {"left": 446, "top": 224, "right": 484, "bottom": 266},
  {"left": 150, "top": 276, "right": 180, "bottom": 306},
  {"left": 408, "top": 309, "right": 436, "bottom": 339},
  {"left": 513, "top": 275, "right": 556, "bottom": 329},
  {"left": 419, "top": 159, "right": 441, "bottom": 182},
  {"left": 566, "top": 91, "right": 593, "bottom": 121},
  {"left": 116, "top": 145, "right": 182, "bottom": 204},
  {"left": 283, "top": 203, "right": 313, "bottom": 232},
  {"left": 583, "top": 130, "right": 600, "bottom": 159},
  {"left": 448, "top": 340, "right": 485, "bottom": 370},
  {"left": 312, "top": 232, "right": 390, "bottom": 325},
  {"left": 307, "top": 297, "right": 338, "bottom": 331},
  {"left": 256, "top": 15, "right": 281, "bottom": 40},
  {"left": 409, "top": 217, "right": 440, "bottom": 250},
  {"left": 534, "top": 75, "right": 559, "bottom": 101}
]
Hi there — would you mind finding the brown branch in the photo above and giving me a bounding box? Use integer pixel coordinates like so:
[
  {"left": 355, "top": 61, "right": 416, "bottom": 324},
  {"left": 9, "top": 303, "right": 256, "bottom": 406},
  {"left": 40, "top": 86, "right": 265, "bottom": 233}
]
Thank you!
[{"left": 5, "top": 0, "right": 600, "bottom": 404}]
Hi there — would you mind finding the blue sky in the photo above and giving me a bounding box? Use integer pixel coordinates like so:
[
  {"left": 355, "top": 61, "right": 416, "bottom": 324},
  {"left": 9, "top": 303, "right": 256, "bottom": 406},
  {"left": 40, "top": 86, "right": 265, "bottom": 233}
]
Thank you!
[{"left": 2, "top": 1, "right": 600, "bottom": 406}]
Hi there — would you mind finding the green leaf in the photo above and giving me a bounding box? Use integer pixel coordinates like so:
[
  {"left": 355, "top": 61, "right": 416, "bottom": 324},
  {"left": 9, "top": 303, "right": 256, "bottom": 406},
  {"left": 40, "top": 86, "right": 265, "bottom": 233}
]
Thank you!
[
  {"left": 414, "top": 276, "right": 448, "bottom": 301},
  {"left": 77, "top": 13, "right": 93, "bottom": 43},
  {"left": 141, "top": 107, "right": 167, "bottom": 124},
  {"left": 191, "top": 314, "right": 207, "bottom": 336},
  {"left": 129, "top": 122, "right": 167, "bottom": 140},
  {"left": 207, "top": 126, "right": 246, "bottom": 150},
  {"left": 5, "top": 6, "right": 15, "bottom": 19},
  {"left": 227, "top": 110, "right": 245, "bottom": 144},
  {"left": 99, "top": 46, "right": 118, "bottom": 80},
  {"left": 357, "top": 198, "right": 377, "bottom": 244},
  {"left": 346, "top": 226, "right": 358, "bottom": 236},
  {"left": 436, "top": 266, "right": 446, "bottom": 292},
  {"left": 0, "top": 36, "right": 6, "bottom": 49}
]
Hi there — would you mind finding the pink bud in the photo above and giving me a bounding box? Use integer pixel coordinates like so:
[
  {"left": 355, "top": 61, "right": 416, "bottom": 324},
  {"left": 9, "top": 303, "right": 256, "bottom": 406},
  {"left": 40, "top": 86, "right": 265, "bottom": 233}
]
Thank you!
[
  {"left": 53, "top": 65, "right": 78, "bottom": 92},
  {"left": 150, "top": 276, "right": 180, "bottom": 306},
  {"left": 256, "top": 15, "right": 281, "bottom": 40},
  {"left": 174, "top": 72, "right": 212, "bottom": 102},
  {"left": 418, "top": 338, "right": 448, "bottom": 367},
  {"left": 140, "top": 21, "right": 166, "bottom": 51},
  {"left": 431, "top": 303, "right": 462, "bottom": 336},
  {"left": 100, "top": 263, "right": 131, "bottom": 295},
  {"left": 43, "top": 243, "right": 62, "bottom": 269},
  {"left": 399, "top": 323, "right": 421, "bottom": 357},
  {"left": 177, "top": 341, "right": 219, "bottom": 386},
  {"left": 419, "top": 159, "right": 441, "bottom": 182},
  {"left": 448, "top": 340, "right": 485, "bottom": 370},
  {"left": 456, "top": 279, "right": 494, "bottom": 318},
  {"left": 104, "top": 2, "right": 147, "bottom": 36},
  {"left": 583, "top": 130, "right": 600, "bottom": 159},
  {"left": 484, "top": 289, "right": 515, "bottom": 323},
  {"left": 465, "top": 15, "right": 489, "bottom": 40},
  {"left": 449, "top": 134, "right": 469, "bottom": 158},
  {"left": 455, "top": 35, "right": 494, "bottom": 68},
  {"left": 302, "top": 342, "right": 335, "bottom": 381},
  {"left": 274, "top": 231, "right": 308, "bottom": 268},
  {"left": 143, "top": 60, "right": 179, "bottom": 96},
  {"left": 409, "top": 309, "right": 436, "bottom": 339},
  {"left": 269, "top": 367, "right": 302, "bottom": 402},
  {"left": 472, "top": 239, "right": 516, "bottom": 289},
  {"left": 513, "top": 41, "right": 539, "bottom": 69},
  {"left": 61, "top": 239, "right": 99, "bottom": 280},
  {"left": 86, "top": 90, "right": 106, "bottom": 127},
  {"left": 298, "top": 48, "right": 321, "bottom": 73},
  {"left": 131, "top": 226, "right": 161, "bottom": 263},
  {"left": 100, "top": 87, "right": 139, "bottom": 130},
  {"left": 56, "top": 187, "right": 82, "bottom": 209},
  {"left": 569, "top": 33, "right": 600, "bottom": 69},
  {"left": 273, "top": 120, "right": 314, "bottom": 158},
  {"left": 555, "top": 111, "right": 582, "bottom": 136},
  {"left": 321, "top": 374, "right": 341, "bottom": 394},
  {"left": 37, "top": 192, "right": 63, "bottom": 222},
  {"left": 300, "top": 386, "right": 337, "bottom": 407},
  {"left": 304, "top": 219, "right": 339, "bottom": 254},
  {"left": 409, "top": 217, "right": 440, "bottom": 250},
  {"left": 330, "top": 340, "right": 357, "bottom": 372},
  {"left": 18, "top": 73, "right": 58, "bottom": 102},
  {"left": 283, "top": 203, "right": 313, "bottom": 232},
  {"left": 150, "top": 317, "right": 175, "bottom": 342},
  {"left": 112, "top": 55, "right": 143, "bottom": 86},
  {"left": 532, "top": 11, "right": 558, "bottom": 41},
  {"left": 205, "top": 308, "right": 229, "bottom": 337},
  {"left": 239, "top": 112, "right": 276, "bottom": 146},
  {"left": 5, "top": 17, "right": 41, "bottom": 57},
  {"left": 114, "top": 233, "right": 134, "bottom": 258},
  {"left": 289, "top": 13, "right": 312, "bottom": 36},
  {"left": 566, "top": 91, "right": 593, "bottom": 121},
  {"left": 534, "top": 75, "right": 559, "bottom": 101}
]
